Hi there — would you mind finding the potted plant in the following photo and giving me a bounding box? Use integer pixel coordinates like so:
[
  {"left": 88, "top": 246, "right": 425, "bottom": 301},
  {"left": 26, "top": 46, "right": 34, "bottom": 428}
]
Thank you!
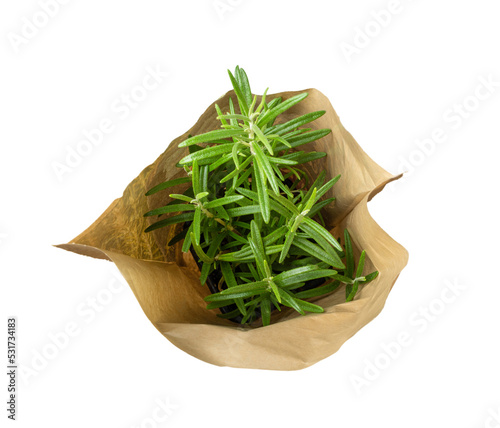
[{"left": 143, "top": 66, "right": 378, "bottom": 326}]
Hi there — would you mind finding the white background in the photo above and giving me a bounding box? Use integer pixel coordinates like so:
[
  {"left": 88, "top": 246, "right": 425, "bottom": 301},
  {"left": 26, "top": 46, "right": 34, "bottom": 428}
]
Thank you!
[{"left": 1, "top": 1, "right": 500, "bottom": 427}]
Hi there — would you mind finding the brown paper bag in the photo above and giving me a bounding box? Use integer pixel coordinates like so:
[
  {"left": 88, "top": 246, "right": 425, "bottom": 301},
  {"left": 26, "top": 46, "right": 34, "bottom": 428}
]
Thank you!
[{"left": 57, "top": 88, "right": 408, "bottom": 370}]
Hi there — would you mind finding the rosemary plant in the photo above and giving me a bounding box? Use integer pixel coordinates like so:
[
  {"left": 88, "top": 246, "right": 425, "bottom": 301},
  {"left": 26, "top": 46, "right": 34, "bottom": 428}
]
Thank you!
[{"left": 144, "top": 66, "right": 378, "bottom": 326}]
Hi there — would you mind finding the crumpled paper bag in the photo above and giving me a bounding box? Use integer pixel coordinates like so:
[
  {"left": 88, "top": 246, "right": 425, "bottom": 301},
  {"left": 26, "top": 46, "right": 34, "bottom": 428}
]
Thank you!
[{"left": 57, "top": 88, "right": 408, "bottom": 371}]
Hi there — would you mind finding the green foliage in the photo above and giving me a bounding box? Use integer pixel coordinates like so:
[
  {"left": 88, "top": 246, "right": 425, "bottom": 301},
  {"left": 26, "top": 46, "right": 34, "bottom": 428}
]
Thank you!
[{"left": 144, "top": 66, "right": 378, "bottom": 326}]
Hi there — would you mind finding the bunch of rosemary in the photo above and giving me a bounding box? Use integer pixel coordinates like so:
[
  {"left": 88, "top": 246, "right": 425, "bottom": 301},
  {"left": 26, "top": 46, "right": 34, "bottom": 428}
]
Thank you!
[{"left": 144, "top": 66, "right": 378, "bottom": 326}]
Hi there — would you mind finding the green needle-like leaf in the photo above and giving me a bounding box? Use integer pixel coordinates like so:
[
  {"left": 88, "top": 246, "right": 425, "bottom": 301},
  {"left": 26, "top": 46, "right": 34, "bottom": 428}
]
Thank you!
[
  {"left": 301, "top": 217, "right": 343, "bottom": 252},
  {"left": 316, "top": 174, "right": 341, "bottom": 201},
  {"left": 308, "top": 197, "right": 335, "bottom": 218},
  {"left": 248, "top": 227, "right": 266, "bottom": 277},
  {"left": 217, "top": 245, "right": 283, "bottom": 262},
  {"left": 237, "top": 187, "right": 292, "bottom": 219},
  {"left": 332, "top": 274, "right": 355, "bottom": 284},
  {"left": 200, "top": 165, "right": 209, "bottom": 192},
  {"left": 144, "top": 204, "right": 195, "bottom": 217},
  {"left": 181, "top": 223, "right": 193, "bottom": 252},
  {"left": 291, "top": 151, "right": 327, "bottom": 165},
  {"left": 200, "top": 232, "right": 226, "bottom": 284},
  {"left": 266, "top": 97, "right": 282, "bottom": 110},
  {"left": 260, "top": 297, "right": 272, "bottom": 326},
  {"left": 258, "top": 93, "right": 309, "bottom": 128},
  {"left": 248, "top": 95, "right": 257, "bottom": 116},
  {"left": 274, "top": 129, "right": 332, "bottom": 151},
  {"left": 303, "top": 188, "right": 317, "bottom": 213},
  {"left": 179, "top": 144, "right": 235, "bottom": 165},
  {"left": 208, "top": 153, "right": 233, "bottom": 171},
  {"left": 280, "top": 269, "right": 337, "bottom": 287},
  {"left": 356, "top": 250, "right": 366, "bottom": 278},
  {"left": 145, "top": 212, "right": 195, "bottom": 233},
  {"left": 292, "top": 298, "right": 324, "bottom": 314},
  {"left": 346, "top": 250, "right": 367, "bottom": 301},
  {"left": 167, "top": 228, "right": 188, "bottom": 247},
  {"left": 294, "top": 281, "right": 340, "bottom": 299},
  {"left": 206, "top": 280, "right": 268, "bottom": 300},
  {"left": 303, "top": 171, "right": 326, "bottom": 202},
  {"left": 279, "top": 230, "right": 295, "bottom": 263},
  {"left": 215, "top": 103, "right": 228, "bottom": 127},
  {"left": 145, "top": 176, "right": 191, "bottom": 196},
  {"left": 268, "top": 279, "right": 281, "bottom": 303},
  {"left": 204, "top": 195, "right": 245, "bottom": 209},
  {"left": 344, "top": 229, "right": 354, "bottom": 278},
  {"left": 253, "top": 162, "right": 271, "bottom": 223},
  {"left": 219, "top": 114, "right": 249, "bottom": 122},
  {"left": 250, "top": 221, "right": 266, "bottom": 258},
  {"left": 193, "top": 207, "right": 202, "bottom": 245},
  {"left": 364, "top": 271, "right": 379, "bottom": 283},
  {"left": 236, "top": 66, "right": 253, "bottom": 108},
  {"left": 277, "top": 289, "right": 304, "bottom": 315},
  {"left": 346, "top": 281, "right": 359, "bottom": 302},
  {"left": 220, "top": 226, "right": 287, "bottom": 260},
  {"left": 252, "top": 122, "right": 274, "bottom": 155},
  {"left": 266, "top": 110, "right": 326, "bottom": 136},
  {"left": 267, "top": 156, "right": 297, "bottom": 166},
  {"left": 228, "top": 69, "right": 249, "bottom": 116},
  {"left": 231, "top": 142, "right": 242, "bottom": 169},
  {"left": 220, "top": 155, "right": 253, "bottom": 184},
  {"left": 293, "top": 237, "right": 344, "bottom": 269},
  {"left": 226, "top": 205, "right": 261, "bottom": 217},
  {"left": 190, "top": 232, "right": 213, "bottom": 264},
  {"left": 228, "top": 97, "right": 238, "bottom": 126},
  {"left": 195, "top": 191, "right": 209, "bottom": 200},
  {"left": 268, "top": 190, "right": 300, "bottom": 215},
  {"left": 205, "top": 288, "right": 267, "bottom": 301},
  {"left": 274, "top": 265, "right": 337, "bottom": 287},
  {"left": 192, "top": 160, "right": 200, "bottom": 196},
  {"left": 256, "top": 88, "right": 269, "bottom": 114},
  {"left": 220, "top": 262, "right": 247, "bottom": 316},
  {"left": 179, "top": 129, "right": 245, "bottom": 147},
  {"left": 188, "top": 144, "right": 204, "bottom": 154},
  {"left": 273, "top": 265, "right": 318, "bottom": 281},
  {"left": 252, "top": 142, "right": 279, "bottom": 194}
]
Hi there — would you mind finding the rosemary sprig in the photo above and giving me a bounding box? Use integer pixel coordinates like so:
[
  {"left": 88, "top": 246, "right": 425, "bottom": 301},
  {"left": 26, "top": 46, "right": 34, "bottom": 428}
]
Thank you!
[{"left": 144, "top": 66, "right": 378, "bottom": 326}]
